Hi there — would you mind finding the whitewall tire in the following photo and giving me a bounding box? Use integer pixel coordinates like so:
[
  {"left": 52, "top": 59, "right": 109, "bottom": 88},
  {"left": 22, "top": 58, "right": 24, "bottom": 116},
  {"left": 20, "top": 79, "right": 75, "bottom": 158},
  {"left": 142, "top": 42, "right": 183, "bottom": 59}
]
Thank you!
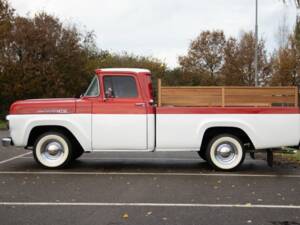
[
  {"left": 33, "top": 132, "right": 73, "bottom": 168},
  {"left": 206, "top": 134, "right": 245, "bottom": 171}
]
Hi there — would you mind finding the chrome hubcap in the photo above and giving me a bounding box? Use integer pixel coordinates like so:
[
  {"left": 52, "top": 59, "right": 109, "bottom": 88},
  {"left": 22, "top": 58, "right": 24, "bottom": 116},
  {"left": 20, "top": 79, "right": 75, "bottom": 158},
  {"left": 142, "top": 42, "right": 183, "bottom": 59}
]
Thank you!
[
  {"left": 215, "top": 143, "right": 237, "bottom": 164},
  {"left": 42, "top": 141, "right": 64, "bottom": 161}
]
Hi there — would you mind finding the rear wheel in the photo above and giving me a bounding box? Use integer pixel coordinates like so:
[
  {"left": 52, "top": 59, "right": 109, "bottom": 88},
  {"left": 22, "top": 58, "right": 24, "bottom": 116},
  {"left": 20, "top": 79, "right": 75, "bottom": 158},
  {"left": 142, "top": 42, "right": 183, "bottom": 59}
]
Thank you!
[
  {"left": 72, "top": 148, "right": 84, "bottom": 160},
  {"left": 206, "top": 134, "right": 245, "bottom": 171},
  {"left": 33, "top": 132, "right": 73, "bottom": 168}
]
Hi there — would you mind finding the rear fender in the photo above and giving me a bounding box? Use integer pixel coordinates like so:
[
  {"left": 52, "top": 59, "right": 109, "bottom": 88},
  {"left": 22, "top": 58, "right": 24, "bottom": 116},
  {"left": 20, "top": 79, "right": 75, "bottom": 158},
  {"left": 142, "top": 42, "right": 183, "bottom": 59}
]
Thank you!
[{"left": 198, "top": 119, "right": 258, "bottom": 149}]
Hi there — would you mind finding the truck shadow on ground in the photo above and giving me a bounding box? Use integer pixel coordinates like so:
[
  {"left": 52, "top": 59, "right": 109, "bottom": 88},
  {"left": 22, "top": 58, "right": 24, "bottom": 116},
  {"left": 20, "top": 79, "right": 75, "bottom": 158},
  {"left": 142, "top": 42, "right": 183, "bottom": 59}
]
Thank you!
[
  {"left": 71, "top": 159, "right": 212, "bottom": 172},
  {"left": 2, "top": 156, "right": 297, "bottom": 174},
  {"left": 69, "top": 159, "right": 295, "bottom": 173},
  {"left": 271, "top": 222, "right": 300, "bottom": 225}
]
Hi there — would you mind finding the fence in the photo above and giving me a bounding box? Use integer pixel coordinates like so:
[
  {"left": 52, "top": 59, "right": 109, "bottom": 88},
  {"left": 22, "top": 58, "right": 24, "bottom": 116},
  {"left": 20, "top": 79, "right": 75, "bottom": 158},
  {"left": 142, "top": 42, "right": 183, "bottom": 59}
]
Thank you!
[{"left": 157, "top": 79, "right": 298, "bottom": 107}]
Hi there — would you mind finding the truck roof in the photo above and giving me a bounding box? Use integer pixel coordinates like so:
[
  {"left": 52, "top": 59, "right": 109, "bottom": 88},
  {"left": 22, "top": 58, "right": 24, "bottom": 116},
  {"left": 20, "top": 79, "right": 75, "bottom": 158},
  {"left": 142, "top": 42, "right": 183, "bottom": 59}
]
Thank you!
[{"left": 96, "top": 68, "right": 151, "bottom": 74}]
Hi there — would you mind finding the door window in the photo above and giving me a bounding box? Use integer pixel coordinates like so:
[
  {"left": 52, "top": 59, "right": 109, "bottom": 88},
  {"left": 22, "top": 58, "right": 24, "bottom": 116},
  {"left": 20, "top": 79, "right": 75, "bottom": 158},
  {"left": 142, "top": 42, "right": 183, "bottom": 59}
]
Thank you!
[{"left": 104, "top": 76, "right": 138, "bottom": 98}]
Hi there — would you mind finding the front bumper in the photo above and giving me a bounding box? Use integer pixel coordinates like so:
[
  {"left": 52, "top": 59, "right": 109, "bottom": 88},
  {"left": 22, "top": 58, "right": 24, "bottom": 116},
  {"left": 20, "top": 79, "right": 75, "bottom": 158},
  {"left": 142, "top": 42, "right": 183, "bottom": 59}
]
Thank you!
[{"left": 2, "top": 137, "right": 12, "bottom": 147}]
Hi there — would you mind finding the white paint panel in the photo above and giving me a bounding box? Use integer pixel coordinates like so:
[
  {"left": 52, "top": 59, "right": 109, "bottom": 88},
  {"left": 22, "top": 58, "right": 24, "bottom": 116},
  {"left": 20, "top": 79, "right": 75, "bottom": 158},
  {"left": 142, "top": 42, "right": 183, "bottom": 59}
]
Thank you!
[
  {"left": 99, "top": 68, "right": 150, "bottom": 74},
  {"left": 7, "top": 113, "right": 300, "bottom": 153},
  {"left": 7, "top": 114, "right": 92, "bottom": 151},
  {"left": 156, "top": 114, "right": 300, "bottom": 150},
  {"left": 92, "top": 114, "right": 147, "bottom": 150}
]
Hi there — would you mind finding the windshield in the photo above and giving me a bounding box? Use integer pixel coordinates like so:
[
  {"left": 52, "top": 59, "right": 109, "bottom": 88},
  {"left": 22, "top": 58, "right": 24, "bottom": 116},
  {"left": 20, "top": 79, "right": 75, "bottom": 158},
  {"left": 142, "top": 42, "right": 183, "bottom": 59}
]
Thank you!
[{"left": 84, "top": 76, "right": 100, "bottom": 97}]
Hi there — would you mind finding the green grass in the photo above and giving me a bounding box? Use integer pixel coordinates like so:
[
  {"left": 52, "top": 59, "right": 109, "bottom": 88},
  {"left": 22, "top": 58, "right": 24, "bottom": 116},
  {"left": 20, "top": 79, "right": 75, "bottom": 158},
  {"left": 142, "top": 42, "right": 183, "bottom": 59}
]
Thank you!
[
  {"left": 278, "top": 148, "right": 300, "bottom": 162},
  {"left": 292, "top": 151, "right": 300, "bottom": 161},
  {"left": 0, "top": 120, "right": 6, "bottom": 129}
]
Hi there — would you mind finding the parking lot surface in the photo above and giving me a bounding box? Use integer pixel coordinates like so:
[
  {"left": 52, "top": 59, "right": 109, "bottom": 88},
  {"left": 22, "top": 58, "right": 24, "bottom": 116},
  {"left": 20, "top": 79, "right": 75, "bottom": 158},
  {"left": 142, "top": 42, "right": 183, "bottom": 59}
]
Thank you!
[{"left": 0, "top": 130, "right": 300, "bottom": 225}]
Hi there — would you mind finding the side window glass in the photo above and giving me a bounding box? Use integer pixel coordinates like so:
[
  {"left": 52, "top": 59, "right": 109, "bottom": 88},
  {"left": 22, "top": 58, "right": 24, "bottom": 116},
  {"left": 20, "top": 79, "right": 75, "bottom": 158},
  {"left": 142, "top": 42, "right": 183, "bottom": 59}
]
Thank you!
[
  {"left": 104, "top": 76, "right": 138, "bottom": 98},
  {"left": 84, "top": 76, "right": 100, "bottom": 97}
]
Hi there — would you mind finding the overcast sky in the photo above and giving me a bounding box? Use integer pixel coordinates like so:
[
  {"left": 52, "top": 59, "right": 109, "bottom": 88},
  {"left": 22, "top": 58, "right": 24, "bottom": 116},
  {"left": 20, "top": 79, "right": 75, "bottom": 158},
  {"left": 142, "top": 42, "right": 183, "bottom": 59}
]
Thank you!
[{"left": 9, "top": 0, "right": 298, "bottom": 68}]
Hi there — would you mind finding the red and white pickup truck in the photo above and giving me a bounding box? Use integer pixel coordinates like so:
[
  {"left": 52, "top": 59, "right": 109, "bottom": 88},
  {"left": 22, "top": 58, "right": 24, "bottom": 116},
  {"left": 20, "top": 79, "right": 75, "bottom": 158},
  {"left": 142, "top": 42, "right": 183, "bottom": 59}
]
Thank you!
[{"left": 2, "top": 68, "right": 300, "bottom": 170}]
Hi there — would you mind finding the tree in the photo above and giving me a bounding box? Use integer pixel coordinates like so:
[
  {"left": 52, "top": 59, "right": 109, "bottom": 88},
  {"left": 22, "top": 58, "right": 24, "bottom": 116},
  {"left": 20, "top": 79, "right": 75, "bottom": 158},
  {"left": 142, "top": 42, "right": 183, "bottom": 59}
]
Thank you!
[
  {"left": 237, "top": 32, "right": 270, "bottom": 86},
  {"left": 0, "top": 7, "right": 98, "bottom": 117},
  {"left": 221, "top": 37, "right": 244, "bottom": 85},
  {"left": 0, "top": 0, "right": 14, "bottom": 117},
  {"left": 0, "top": 0, "right": 14, "bottom": 73},
  {"left": 272, "top": 20, "right": 300, "bottom": 86},
  {"left": 177, "top": 31, "right": 270, "bottom": 86},
  {"left": 6, "top": 13, "right": 94, "bottom": 97},
  {"left": 0, "top": 0, "right": 13, "bottom": 39},
  {"left": 163, "top": 68, "right": 204, "bottom": 86},
  {"left": 179, "top": 30, "right": 226, "bottom": 85},
  {"left": 271, "top": 44, "right": 297, "bottom": 85}
]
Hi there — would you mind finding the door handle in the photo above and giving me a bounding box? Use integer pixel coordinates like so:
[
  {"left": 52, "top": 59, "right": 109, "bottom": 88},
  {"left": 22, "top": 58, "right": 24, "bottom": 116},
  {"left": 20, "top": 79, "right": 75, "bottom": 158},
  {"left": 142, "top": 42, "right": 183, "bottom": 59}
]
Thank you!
[{"left": 135, "top": 103, "right": 146, "bottom": 107}]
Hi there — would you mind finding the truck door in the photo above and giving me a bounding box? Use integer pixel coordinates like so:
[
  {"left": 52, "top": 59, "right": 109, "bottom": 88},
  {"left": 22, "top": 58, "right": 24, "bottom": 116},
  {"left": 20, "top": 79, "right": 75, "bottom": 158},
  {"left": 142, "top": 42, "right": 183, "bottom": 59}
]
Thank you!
[{"left": 92, "top": 74, "right": 148, "bottom": 150}]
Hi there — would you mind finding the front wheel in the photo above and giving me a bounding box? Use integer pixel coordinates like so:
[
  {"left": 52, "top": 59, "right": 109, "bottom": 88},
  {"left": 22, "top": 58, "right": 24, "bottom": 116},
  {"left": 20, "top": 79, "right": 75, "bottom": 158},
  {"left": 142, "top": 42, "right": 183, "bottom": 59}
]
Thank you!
[
  {"left": 197, "top": 151, "right": 207, "bottom": 161},
  {"left": 206, "top": 134, "right": 245, "bottom": 171},
  {"left": 33, "top": 132, "right": 73, "bottom": 168}
]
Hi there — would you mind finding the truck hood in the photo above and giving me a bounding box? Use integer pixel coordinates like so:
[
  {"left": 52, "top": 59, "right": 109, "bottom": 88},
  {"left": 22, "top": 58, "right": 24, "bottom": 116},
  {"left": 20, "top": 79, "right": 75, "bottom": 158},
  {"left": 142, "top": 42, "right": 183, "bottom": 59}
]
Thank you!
[{"left": 9, "top": 98, "right": 76, "bottom": 115}]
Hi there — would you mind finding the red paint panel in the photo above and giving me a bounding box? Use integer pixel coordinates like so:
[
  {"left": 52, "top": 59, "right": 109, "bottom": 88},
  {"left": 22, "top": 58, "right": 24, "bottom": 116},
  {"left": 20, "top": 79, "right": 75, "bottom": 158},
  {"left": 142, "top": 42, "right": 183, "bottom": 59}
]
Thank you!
[
  {"left": 92, "top": 98, "right": 148, "bottom": 114},
  {"left": 10, "top": 100, "right": 300, "bottom": 115},
  {"left": 10, "top": 99, "right": 76, "bottom": 115},
  {"left": 75, "top": 99, "right": 92, "bottom": 114},
  {"left": 156, "top": 107, "right": 300, "bottom": 114}
]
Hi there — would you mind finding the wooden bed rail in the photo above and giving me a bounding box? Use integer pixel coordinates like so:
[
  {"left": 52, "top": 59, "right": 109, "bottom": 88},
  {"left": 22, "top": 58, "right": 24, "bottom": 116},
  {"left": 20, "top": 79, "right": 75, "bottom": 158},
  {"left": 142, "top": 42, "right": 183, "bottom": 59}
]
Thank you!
[{"left": 157, "top": 79, "right": 299, "bottom": 107}]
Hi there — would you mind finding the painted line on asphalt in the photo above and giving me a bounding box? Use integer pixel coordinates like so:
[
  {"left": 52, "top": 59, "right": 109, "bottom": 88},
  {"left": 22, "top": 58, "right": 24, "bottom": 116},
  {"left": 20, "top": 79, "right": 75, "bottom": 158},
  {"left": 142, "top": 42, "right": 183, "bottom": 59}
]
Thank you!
[
  {"left": 0, "top": 202, "right": 300, "bottom": 209},
  {"left": 0, "top": 171, "right": 300, "bottom": 178},
  {"left": 0, "top": 152, "right": 32, "bottom": 165}
]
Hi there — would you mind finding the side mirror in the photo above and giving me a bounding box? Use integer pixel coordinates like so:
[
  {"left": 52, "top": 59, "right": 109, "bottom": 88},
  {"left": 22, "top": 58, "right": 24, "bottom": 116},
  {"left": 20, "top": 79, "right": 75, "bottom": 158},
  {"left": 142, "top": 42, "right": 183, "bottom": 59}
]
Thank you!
[{"left": 75, "top": 93, "right": 83, "bottom": 99}]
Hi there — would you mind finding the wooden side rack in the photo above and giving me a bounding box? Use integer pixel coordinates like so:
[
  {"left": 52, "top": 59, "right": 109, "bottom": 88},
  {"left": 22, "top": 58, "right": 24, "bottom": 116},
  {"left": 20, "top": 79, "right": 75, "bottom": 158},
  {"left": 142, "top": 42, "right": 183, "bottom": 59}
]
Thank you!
[{"left": 157, "top": 79, "right": 299, "bottom": 107}]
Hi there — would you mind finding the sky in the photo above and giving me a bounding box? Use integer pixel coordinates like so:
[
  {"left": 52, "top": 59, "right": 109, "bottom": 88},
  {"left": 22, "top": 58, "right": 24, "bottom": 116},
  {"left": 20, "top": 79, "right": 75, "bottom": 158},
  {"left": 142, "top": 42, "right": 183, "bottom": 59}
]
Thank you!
[{"left": 9, "top": 0, "right": 298, "bottom": 68}]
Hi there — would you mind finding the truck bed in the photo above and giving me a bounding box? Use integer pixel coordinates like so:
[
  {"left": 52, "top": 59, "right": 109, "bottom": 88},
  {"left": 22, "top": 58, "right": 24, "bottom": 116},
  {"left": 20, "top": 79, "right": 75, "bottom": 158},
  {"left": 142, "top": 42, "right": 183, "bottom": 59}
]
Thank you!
[{"left": 155, "top": 106, "right": 300, "bottom": 151}]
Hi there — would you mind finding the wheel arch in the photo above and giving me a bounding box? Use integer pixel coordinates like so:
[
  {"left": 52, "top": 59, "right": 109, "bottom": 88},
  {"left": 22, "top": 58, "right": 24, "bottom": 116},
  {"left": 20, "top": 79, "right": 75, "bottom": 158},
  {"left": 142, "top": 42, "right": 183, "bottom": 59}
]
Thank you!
[
  {"left": 200, "top": 126, "right": 255, "bottom": 155},
  {"left": 27, "top": 125, "right": 84, "bottom": 153},
  {"left": 21, "top": 116, "right": 92, "bottom": 152}
]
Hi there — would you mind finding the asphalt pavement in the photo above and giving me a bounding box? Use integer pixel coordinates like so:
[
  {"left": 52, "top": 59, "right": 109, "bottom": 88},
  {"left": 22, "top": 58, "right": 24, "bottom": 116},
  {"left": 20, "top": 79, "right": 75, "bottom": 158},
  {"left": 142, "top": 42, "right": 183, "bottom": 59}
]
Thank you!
[{"left": 0, "top": 130, "right": 299, "bottom": 225}]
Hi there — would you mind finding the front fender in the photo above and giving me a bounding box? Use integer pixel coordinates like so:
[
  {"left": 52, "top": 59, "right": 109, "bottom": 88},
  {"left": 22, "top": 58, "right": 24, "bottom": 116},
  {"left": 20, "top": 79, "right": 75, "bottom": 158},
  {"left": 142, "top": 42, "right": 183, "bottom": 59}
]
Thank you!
[{"left": 8, "top": 114, "right": 92, "bottom": 151}]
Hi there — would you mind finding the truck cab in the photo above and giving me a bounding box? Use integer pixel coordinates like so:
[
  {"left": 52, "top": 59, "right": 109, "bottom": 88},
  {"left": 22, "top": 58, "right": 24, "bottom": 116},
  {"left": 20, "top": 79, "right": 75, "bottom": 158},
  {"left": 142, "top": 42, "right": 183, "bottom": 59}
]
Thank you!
[{"left": 80, "top": 68, "right": 155, "bottom": 151}]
